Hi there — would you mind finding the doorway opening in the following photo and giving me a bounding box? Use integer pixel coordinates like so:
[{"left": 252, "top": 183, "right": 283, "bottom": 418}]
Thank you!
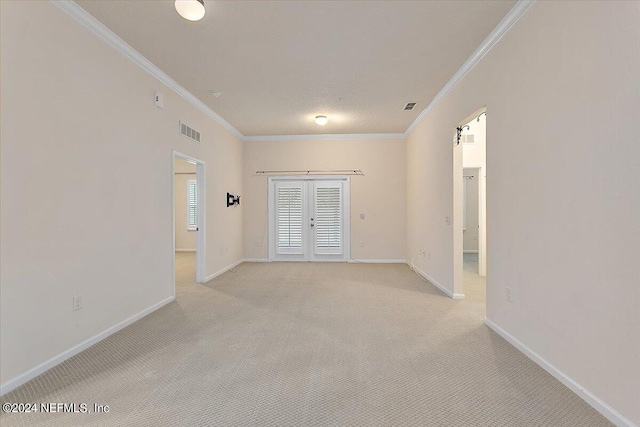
[
  {"left": 455, "top": 108, "right": 487, "bottom": 300},
  {"left": 172, "top": 151, "right": 206, "bottom": 297},
  {"left": 268, "top": 177, "right": 351, "bottom": 262}
]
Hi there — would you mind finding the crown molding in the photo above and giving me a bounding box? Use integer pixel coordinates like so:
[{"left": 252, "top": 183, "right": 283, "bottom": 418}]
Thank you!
[
  {"left": 50, "top": 0, "right": 244, "bottom": 140},
  {"left": 50, "top": 0, "right": 535, "bottom": 142},
  {"left": 405, "top": 0, "right": 537, "bottom": 135},
  {"left": 242, "top": 133, "right": 406, "bottom": 142}
]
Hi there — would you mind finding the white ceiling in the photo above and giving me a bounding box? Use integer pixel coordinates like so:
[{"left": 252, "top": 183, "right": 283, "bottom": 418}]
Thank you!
[{"left": 77, "top": 1, "right": 516, "bottom": 136}]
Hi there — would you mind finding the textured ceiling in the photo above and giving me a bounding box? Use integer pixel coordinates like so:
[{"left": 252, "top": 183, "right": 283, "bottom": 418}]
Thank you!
[{"left": 77, "top": 1, "right": 516, "bottom": 136}]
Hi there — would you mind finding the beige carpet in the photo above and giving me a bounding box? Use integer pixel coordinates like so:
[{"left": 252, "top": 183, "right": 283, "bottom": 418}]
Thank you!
[{"left": 0, "top": 253, "right": 611, "bottom": 426}]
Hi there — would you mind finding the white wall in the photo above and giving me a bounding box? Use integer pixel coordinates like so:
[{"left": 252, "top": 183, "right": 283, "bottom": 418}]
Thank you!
[
  {"left": 407, "top": 1, "right": 639, "bottom": 424},
  {"left": 243, "top": 138, "right": 406, "bottom": 261},
  {"left": 174, "top": 159, "right": 197, "bottom": 251},
  {"left": 0, "top": 1, "right": 243, "bottom": 388}
]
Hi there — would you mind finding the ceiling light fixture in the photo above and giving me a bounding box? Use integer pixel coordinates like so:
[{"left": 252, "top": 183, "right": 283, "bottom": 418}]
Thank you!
[
  {"left": 175, "top": 0, "right": 205, "bottom": 22},
  {"left": 315, "top": 116, "right": 328, "bottom": 126}
]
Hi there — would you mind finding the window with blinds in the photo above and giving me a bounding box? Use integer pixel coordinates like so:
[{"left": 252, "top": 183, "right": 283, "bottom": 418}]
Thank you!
[
  {"left": 315, "top": 186, "right": 342, "bottom": 250},
  {"left": 276, "top": 186, "right": 303, "bottom": 249},
  {"left": 187, "top": 179, "right": 198, "bottom": 231}
]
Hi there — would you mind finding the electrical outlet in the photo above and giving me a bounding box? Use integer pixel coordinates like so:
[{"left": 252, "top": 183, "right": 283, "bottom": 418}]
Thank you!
[
  {"left": 360, "top": 213, "right": 365, "bottom": 220},
  {"left": 73, "top": 295, "right": 82, "bottom": 311},
  {"left": 445, "top": 216, "right": 451, "bottom": 225},
  {"left": 359, "top": 241, "right": 365, "bottom": 247},
  {"left": 506, "top": 287, "right": 514, "bottom": 303},
  {"left": 254, "top": 240, "right": 260, "bottom": 247}
]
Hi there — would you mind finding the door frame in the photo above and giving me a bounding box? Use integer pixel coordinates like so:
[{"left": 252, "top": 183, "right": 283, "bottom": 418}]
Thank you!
[
  {"left": 463, "top": 165, "right": 486, "bottom": 276},
  {"left": 267, "top": 176, "right": 351, "bottom": 262},
  {"left": 172, "top": 150, "right": 206, "bottom": 296},
  {"left": 454, "top": 106, "right": 488, "bottom": 299}
]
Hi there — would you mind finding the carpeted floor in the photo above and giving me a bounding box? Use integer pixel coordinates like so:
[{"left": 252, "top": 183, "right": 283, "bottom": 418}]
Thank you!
[{"left": 0, "top": 254, "right": 611, "bottom": 426}]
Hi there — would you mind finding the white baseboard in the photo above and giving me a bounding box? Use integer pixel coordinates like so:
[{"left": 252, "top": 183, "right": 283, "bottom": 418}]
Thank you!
[
  {"left": 242, "top": 258, "right": 270, "bottom": 263},
  {"left": 463, "top": 250, "right": 479, "bottom": 254},
  {"left": 484, "top": 318, "right": 635, "bottom": 427},
  {"left": 407, "top": 262, "right": 465, "bottom": 299},
  {"left": 0, "top": 295, "right": 175, "bottom": 396},
  {"left": 175, "top": 249, "right": 196, "bottom": 252},
  {"left": 349, "top": 259, "right": 407, "bottom": 264},
  {"left": 203, "top": 259, "right": 244, "bottom": 282}
]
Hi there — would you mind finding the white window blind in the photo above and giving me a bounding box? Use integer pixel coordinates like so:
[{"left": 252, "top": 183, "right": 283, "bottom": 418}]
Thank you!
[
  {"left": 187, "top": 179, "right": 198, "bottom": 231},
  {"left": 277, "top": 186, "right": 303, "bottom": 249},
  {"left": 315, "top": 186, "right": 341, "bottom": 249}
]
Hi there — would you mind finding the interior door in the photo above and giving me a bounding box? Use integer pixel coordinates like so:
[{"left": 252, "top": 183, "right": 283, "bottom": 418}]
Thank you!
[{"left": 272, "top": 179, "right": 348, "bottom": 262}]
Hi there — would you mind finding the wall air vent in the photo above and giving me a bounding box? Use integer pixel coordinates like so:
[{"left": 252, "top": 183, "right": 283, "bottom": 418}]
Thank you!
[
  {"left": 403, "top": 102, "right": 417, "bottom": 111},
  {"left": 462, "top": 134, "right": 475, "bottom": 144},
  {"left": 179, "top": 121, "right": 201, "bottom": 143}
]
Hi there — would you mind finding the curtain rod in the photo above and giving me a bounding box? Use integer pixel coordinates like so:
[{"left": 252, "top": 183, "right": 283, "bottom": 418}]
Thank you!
[{"left": 255, "top": 169, "right": 364, "bottom": 176}]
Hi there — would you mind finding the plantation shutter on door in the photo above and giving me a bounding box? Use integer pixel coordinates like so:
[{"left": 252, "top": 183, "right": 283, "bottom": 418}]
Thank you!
[
  {"left": 276, "top": 183, "right": 304, "bottom": 254},
  {"left": 314, "top": 182, "right": 343, "bottom": 255}
]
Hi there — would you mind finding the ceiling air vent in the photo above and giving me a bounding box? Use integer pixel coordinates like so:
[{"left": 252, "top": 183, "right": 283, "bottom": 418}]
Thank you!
[
  {"left": 179, "top": 121, "right": 201, "bottom": 143},
  {"left": 403, "top": 102, "right": 417, "bottom": 111}
]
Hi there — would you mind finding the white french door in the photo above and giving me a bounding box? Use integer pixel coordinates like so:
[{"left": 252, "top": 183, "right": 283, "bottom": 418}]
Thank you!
[{"left": 270, "top": 178, "right": 350, "bottom": 262}]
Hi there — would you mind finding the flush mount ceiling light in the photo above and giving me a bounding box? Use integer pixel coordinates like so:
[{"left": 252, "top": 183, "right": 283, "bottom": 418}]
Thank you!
[
  {"left": 175, "top": 0, "right": 205, "bottom": 22},
  {"left": 315, "top": 116, "right": 328, "bottom": 126}
]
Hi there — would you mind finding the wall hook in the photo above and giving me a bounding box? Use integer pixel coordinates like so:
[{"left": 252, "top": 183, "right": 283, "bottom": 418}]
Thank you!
[{"left": 456, "top": 125, "right": 470, "bottom": 146}]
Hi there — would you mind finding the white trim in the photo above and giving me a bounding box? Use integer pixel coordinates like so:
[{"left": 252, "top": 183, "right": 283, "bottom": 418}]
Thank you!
[
  {"left": 195, "top": 162, "right": 206, "bottom": 282},
  {"left": 268, "top": 177, "right": 351, "bottom": 262},
  {"left": 203, "top": 259, "right": 243, "bottom": 282},
  {"left": 243, "top": 133, "right": 405, "bottom": 142},
  {"left": 172, "top": 150, "right": 206, "bottom": 288},
  {"left": 342, "top": 178, "right": 352, "bottom": 263},
  {"left": 266, "top": 175, "right": 352, "bottom": 181},
  {"left": 50, "top": 1, "right": 535, "bottom": 142},
  {"left": 268, "top": 177, "right": 274, "bottom": 261},
  {"left": 0, "top": 296, "right": 174, "bottom": 396},
  {"left": 349, "top": 259, "right": 407, "bottom": 264},
  {"left": 463, "top": 250, "right": 479, "bottom": 254},
  {"left": 484, "top": 318, "right": 636, "bottom": 427},
  {"left": 242, "top": 258, "right": 270, "bottom": 263},
  {"left": 405, "top": 0, "right": 536, "bottom": 135},
  {"left": 50, "top": 0, "right": 243, "bottom": 140},
  {"left": 408, "top": 262, "right": 465, "bottom": 299},
  {"left": 463, "top": 164, "right": 486, "bottom": 277},
  {"left": 49, "top": 1, "right": 535, "bottom": 141},
  {"left": 175, "top": 249, "right": 197, "bottom": 252}
]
